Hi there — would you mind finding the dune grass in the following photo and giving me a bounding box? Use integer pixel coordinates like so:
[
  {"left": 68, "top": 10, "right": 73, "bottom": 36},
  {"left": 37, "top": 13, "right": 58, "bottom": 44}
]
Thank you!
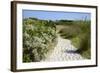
[{"left": 58, "top": 20, "right": 91, "bottom": 59}]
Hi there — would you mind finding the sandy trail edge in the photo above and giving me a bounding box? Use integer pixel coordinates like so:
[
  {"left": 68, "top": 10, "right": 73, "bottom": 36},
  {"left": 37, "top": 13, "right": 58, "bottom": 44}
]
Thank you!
[{"left": 41, "top": 36, "right": 84, "bottom": 61}]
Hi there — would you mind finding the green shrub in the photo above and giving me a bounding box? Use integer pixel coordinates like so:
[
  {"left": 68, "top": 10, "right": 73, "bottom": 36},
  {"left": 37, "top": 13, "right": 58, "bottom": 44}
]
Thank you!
[{"left": 23, "top": 18, "right": 57, "bottom": 62}]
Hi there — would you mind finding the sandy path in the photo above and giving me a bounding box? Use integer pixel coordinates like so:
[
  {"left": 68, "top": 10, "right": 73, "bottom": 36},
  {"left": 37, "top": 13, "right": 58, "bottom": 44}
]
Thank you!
[{"left": 42, "top": 36, "right": 84, "bottom": 62}]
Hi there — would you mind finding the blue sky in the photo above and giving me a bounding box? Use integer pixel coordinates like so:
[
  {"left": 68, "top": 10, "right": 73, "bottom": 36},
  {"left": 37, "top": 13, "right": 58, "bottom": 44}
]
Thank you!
[{"left": 23, "top": 10, "right": 91, "bottom": 21}]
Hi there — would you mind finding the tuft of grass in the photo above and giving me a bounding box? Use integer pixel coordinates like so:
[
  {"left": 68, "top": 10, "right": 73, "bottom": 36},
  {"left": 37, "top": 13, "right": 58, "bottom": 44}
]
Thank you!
[{"left": 71, "top": 37, "right": 81, "bottom": 49}]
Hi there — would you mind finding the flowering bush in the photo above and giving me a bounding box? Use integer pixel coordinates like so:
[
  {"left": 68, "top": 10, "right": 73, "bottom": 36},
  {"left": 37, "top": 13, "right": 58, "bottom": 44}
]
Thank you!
[{"left": 23, "top": 18, "right": 57, "bottom": 62}]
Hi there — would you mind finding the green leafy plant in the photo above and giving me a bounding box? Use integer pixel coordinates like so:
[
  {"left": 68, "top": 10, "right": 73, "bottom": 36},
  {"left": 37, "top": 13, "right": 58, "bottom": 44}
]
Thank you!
[{"left": 23, "top": 18, "right": 57, "bottom": 62}]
